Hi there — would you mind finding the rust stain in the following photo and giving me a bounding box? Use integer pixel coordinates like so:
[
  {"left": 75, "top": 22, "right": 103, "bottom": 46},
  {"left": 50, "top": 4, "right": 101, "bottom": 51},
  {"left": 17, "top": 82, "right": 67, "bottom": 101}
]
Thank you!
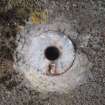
[{"left": 46, "top": 63, "right": 58, "bottom": 76}]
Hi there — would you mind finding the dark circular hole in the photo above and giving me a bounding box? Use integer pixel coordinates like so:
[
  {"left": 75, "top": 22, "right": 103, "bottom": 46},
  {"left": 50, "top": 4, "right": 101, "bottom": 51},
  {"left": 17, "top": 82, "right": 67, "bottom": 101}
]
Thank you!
[{"left": 45, "top": 46, "right": 60, "bottom": 61}]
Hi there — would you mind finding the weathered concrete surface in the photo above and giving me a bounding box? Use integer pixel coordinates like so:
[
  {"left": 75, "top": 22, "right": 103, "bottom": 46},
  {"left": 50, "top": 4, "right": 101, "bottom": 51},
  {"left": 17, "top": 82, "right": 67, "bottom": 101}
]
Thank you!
[{"left": 0, "top": 0, "right": 105, "bottom": 105}]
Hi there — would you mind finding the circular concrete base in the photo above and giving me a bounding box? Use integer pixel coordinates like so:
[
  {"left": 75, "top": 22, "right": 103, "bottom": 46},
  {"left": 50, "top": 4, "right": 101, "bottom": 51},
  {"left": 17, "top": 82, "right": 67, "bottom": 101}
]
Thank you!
[{"left": 15, "top": 24, "right": 89, "bottom": 93}]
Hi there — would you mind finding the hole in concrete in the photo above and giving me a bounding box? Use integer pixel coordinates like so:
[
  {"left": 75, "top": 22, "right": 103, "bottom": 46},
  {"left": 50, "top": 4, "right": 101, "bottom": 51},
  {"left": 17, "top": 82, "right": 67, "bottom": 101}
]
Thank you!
[{"left": 45, "top": 46, "right": 60, "bottom": 61}]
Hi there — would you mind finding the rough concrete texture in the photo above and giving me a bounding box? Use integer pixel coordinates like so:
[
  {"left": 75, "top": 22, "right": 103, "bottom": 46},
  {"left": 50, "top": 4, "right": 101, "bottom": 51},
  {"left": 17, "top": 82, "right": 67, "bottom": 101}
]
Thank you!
[{"left": 0, "top": 0, "right": 105, "bottom": 105}]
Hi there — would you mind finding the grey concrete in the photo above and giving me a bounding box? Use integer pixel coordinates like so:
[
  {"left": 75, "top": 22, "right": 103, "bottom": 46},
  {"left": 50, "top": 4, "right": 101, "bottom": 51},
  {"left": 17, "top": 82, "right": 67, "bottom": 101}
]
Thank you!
[{"left": 0, "top": 0, "right": 105, "bottom": 105}]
